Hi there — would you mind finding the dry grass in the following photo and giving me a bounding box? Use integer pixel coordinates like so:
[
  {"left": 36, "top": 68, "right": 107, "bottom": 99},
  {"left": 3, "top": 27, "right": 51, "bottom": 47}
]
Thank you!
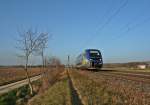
[
  {"left": 0, "top": 67, "right": 66, "bottom": 105},
  {"left": 69, "top": 70, "right": 150, "bottom": 105},
  {"left": 28, "top": 70, "right": 71, "bottom": 105},
  {"left": 38, "top": 67, "right": 65, "bottom": 93},
  {"left": 0, "top": 67, "right": 42, "bottom": 86}
]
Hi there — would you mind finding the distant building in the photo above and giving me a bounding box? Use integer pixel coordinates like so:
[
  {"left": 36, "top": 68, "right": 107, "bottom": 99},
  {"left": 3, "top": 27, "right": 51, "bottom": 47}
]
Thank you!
[{"left": 137, "top": 65, "right": 146, "bottom": 69}]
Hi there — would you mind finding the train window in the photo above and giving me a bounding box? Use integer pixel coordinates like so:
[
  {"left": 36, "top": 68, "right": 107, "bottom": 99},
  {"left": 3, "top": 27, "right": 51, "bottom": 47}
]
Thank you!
[{"left": 89, "top": 50, "right": 101, "bottom": 57}]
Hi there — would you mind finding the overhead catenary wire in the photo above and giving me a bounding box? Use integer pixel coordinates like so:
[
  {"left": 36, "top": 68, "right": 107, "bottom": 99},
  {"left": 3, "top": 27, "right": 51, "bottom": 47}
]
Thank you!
[
  {"left": 73, "top": 0, "right": 150, "bottom": 64},
  {"left": 72, "top": 0, "right": 117, "bottom": 57},
  {"left": 72, "top": 0, "right": 129, "bottom": 62},
  {"left": 93, "top": 0, "right": 150, "bottom": 42},
  {"left": 110, "top": 16, "right": 150, "bottom": 40},
  {"left": 80, "top": 0, "right": 129, "bottom": 49},
  {"left": 82, "top": 0, "right": 150, "bottom": 45},
  {"left": 93, "top": 0, "right": 117, "bottom": 33},
  {"left": 72, "top": 0, "right": 150, "bottom": 64}
]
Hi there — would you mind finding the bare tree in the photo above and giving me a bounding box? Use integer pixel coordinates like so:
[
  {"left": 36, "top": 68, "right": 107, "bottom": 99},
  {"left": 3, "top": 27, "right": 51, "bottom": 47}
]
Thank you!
[
  {"left": 16, "top": 28, "right": 44, "bottom": 95},
  {"left": 34, "top": 33, "right": 49, "bottom": 73}
]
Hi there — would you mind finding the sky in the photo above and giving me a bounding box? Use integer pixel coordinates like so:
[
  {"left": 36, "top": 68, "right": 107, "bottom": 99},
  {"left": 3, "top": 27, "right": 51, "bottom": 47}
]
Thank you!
[{"left": 0, "top": 0, "right": 150, "bottom": 65}]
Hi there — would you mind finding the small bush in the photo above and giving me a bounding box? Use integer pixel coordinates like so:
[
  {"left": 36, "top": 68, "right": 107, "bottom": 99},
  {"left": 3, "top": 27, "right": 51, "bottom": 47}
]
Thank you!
[
  {"left": 0, "top": 90, "right": 17, "bottom": 105},
  {"left": 16, "top": 85, "right": 30, "bottom": 98},
  {"left": 0, "top": 85, "right": 31, "bottom": 105}
]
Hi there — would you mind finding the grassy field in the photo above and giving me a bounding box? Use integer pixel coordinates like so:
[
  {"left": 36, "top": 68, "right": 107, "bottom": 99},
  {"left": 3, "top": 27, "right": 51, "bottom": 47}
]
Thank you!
[
  {"left": 28, "top": 70, "right": 71, "bottom": 105},
  {"left": 0, "top": 80, "right": 42, "bottom": 105},
  {"left": 0, "top": 67, "right": 42, "bottom": 86},
  {"left": 1, "top": 66, "right": 150, "bottom": 105},
  {"left": 69, "top": 70, "right": 150, "bottom": 105},
  {"left": 0, "top": 67, "right": 65, "bottom": 105}
]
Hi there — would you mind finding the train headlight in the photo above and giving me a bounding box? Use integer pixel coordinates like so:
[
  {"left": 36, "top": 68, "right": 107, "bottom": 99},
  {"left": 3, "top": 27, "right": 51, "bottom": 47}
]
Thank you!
[{"left": 85, "top": 59, "right": 89, "bottom": 62}]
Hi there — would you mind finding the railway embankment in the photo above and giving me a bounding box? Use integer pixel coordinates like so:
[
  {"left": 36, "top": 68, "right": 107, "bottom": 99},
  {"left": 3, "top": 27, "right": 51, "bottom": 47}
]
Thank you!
[
  {"left": 0, "top": 67, "right": 64, "bottom": 105},
  {"left": 28, "top": 68, "right": 84, "bottom": 105},
  {"left": 3, "top": 67, "right": 149, "bottom": 105},
  {"left": 28, "top": 69, "right": 82, "bottom": 105},
  {"left": 85, "top": 70, "right": 150, "bottom": 92},
  {"left": 69, "top": 69, "right": 150, "bottom": 105}
]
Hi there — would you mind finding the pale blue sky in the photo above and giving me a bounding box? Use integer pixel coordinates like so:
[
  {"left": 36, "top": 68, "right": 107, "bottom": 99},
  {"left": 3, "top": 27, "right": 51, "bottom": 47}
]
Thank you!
[{"left": 0, "top": 0, "right": 150, "bottom": 65}]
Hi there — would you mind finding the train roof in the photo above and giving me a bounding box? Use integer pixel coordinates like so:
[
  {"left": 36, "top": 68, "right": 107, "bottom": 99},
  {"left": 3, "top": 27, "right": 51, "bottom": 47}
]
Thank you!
[
  {"left": 77, "top": 49, "right": 101, "bottom": 57},
  {"left": 85, "top": 49, "right": 101, "bottom": 51}
]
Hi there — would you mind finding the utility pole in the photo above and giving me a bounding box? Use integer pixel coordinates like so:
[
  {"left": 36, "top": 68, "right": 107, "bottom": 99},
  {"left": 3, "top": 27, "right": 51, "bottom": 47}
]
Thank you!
[{"left": 68, "top": 55, "right": 70, "bottom": 68}]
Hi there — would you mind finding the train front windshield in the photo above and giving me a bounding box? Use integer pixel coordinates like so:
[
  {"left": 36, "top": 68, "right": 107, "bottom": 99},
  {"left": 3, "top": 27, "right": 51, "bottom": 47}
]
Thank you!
[{"left": 89, "top": 50, "right": 101, "bottom": 58}]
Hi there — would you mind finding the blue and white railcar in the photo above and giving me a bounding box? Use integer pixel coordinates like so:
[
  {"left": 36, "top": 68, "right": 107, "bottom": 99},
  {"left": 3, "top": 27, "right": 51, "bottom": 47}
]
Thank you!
[{"left": 76, "top": 49, "right": 103, "bottom": 69}]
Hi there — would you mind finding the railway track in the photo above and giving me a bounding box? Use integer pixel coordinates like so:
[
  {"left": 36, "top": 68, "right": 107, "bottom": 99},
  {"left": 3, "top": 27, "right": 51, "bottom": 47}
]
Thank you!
[
  {"left": 95, "top": 71, "right": 150, "bottom": 84},
  {"left": 80, "top": 69, "right": 150, "bottom": 83},
  {"left": 77, "top": 68, "right": 150, "bottom": 91}
]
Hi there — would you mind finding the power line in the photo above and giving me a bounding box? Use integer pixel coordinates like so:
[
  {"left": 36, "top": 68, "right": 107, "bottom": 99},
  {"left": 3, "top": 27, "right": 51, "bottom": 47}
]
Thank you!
[
  {"left": 111, "top": 16, "right": 150, "bottom": 40},
  {"left": 73, "top": 0, "right": 129, "bottom": 61},
  {"left": 105, "top": 0, "right": 150, "bottom": 41},
  {"left": 94, "top": 0, "right": 117, "bottom": 32},
  {"left": 72, "top": 0, "right": 116, "bottom": 56},
  {"left": 80, "top": 0, "right": 128, "bottom": 49},
  {"left": 73, "top": 0, "right": 150, "bottom": 63}
]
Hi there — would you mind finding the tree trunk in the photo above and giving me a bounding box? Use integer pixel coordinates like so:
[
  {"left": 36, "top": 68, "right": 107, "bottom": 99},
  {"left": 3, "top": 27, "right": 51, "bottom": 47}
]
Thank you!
[
  {"left": 25, "top": 56, "right": 33, "bottom": 95},
  {"left": 41, "top": 51, "right": 47, "bottom": 74},
  {"left": 41, "top": 51, "right": 50, "bottom": 86},
  {"left": 41, "top": 51, "right": 45, "bottom": 71}
]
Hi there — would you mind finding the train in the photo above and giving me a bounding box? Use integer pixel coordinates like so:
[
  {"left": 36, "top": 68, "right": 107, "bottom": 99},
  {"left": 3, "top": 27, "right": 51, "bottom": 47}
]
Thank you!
[{"left": 76, "top": 49, "right": 103, "bottom": 69}]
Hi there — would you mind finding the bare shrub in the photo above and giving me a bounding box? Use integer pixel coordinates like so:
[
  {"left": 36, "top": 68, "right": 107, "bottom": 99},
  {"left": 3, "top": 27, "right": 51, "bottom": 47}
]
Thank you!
[{"left": 16, "top": 28, "right": 49, "bottom": 95}]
